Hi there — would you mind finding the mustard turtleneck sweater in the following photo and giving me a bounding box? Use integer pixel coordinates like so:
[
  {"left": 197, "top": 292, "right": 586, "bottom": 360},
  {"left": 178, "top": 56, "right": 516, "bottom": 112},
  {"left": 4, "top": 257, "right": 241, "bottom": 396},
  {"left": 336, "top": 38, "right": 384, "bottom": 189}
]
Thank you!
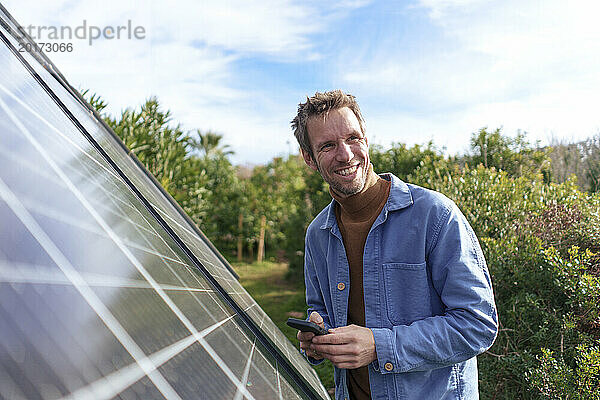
[{"left": 330, "top": 164, "right": 391, "bottom": 400}]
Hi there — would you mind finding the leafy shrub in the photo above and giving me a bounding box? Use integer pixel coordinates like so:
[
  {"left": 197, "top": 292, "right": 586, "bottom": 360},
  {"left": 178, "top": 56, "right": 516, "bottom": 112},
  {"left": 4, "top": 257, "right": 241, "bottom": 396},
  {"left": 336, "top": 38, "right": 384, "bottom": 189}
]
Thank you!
[
  {"left": 396, "top": 163, "right": 600, "bottom": 399},
  {"left": 526, "top": 343, "right": 600, "bottom": 399},
  {"left": 477, "top": 197, "right": 599, "bottom": 398}
]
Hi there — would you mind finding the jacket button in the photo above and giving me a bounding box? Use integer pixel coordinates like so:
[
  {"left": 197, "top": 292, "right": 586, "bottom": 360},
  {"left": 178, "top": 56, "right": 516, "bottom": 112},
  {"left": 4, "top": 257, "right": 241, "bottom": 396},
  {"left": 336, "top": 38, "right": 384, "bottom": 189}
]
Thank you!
[
  {"left": 384, "top": 362, "right": 394, "bottom": 371},
  {"left": 337, "top": 282, "right": 345, "bottom": 290}
]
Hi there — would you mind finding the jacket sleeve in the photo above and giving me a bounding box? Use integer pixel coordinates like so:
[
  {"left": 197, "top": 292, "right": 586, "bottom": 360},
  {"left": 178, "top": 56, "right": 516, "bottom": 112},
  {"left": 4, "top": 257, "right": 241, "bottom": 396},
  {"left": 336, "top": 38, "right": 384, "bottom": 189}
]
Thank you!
[
  {"left": 301, "top": 239, "right": 333, "bottom": 365},
  {"left": 370, "top": 202, "right": 498, "bottom": 373}
]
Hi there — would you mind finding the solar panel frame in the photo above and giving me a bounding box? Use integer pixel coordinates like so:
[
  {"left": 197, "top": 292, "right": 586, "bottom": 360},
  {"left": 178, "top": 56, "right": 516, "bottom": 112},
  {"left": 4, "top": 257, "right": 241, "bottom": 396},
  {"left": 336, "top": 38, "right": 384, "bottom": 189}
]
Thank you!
[{"left": 0, "top": 5, "right": 328, "bottom": 400}]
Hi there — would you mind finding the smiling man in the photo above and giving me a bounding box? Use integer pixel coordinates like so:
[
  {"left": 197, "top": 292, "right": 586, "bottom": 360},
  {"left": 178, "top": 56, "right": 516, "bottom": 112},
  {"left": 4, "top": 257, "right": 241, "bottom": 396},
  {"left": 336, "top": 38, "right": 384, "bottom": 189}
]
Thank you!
[
  {"left": 291, "top": 90, "right": 498, "bottom": 400},
  {"left": 302, "top": 106, "right": 369, "bottom": 196}
]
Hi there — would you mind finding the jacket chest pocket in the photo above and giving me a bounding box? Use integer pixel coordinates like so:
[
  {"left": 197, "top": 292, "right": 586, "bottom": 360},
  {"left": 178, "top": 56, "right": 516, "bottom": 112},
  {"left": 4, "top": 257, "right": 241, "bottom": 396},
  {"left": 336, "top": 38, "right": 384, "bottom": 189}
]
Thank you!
[{"left": 382, "top": 262, "right": 432, "bottom": 324}]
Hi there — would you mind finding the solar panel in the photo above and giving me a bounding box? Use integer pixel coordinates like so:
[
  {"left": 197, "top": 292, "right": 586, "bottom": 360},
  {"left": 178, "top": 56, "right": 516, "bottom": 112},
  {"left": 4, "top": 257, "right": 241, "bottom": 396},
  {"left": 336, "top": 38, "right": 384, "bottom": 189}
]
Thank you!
[{"left": 0, "top": 5, "right": 329, "bottom": 400}]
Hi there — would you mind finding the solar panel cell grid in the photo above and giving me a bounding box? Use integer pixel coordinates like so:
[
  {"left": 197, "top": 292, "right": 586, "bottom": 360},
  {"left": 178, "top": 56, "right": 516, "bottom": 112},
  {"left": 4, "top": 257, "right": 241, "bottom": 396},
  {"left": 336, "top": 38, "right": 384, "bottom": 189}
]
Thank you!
[{"left": 0, "top": 4, "right": 329, "bottom": 399}]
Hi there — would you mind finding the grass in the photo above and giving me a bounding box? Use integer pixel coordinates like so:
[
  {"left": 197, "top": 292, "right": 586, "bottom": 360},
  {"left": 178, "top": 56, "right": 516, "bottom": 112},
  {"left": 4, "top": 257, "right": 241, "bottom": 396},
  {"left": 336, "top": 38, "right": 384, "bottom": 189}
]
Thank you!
[{"left": 233, "top": 261, "right": 335, "bottom": 393}]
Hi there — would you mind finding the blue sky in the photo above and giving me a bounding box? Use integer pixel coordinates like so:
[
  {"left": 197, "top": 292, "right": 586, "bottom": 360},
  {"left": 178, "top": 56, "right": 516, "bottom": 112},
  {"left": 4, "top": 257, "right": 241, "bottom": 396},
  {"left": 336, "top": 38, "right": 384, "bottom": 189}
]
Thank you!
[{"left": 5, "top": 0, "right": 600, "bottom": 164}]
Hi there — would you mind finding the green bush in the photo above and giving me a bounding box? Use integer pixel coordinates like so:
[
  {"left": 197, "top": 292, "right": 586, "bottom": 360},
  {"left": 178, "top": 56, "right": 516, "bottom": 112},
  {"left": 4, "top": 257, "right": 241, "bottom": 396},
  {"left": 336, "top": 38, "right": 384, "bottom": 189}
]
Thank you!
[
  {"left": 479, "top": 238, "right": 600, "bottom": 398},
  {"left": 435, "top": 168, "right": 600, "bottom": 399}
]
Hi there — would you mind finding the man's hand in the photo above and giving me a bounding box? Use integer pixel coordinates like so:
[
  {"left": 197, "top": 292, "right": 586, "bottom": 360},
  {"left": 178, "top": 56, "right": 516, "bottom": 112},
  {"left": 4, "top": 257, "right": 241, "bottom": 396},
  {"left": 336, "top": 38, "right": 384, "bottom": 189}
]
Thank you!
[
  {"left": 297, "top": 312, "right": 326, "bottom": 360},
  {"left": 310, "top": 324, "right": 377, "bottom": 369}
]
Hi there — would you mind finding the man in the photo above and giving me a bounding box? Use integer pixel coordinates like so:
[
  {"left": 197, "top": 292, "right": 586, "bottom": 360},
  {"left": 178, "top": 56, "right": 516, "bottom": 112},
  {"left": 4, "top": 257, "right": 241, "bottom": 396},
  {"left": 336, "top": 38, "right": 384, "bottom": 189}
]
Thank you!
[{"left": 291, "top": 90, "right": 498, "bottom": 400}]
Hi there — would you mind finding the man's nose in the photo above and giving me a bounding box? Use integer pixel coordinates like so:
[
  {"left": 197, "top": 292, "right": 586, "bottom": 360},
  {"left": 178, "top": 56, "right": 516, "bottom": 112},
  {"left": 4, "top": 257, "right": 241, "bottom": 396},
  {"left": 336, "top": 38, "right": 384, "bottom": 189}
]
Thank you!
[{"left": 335, "top": 142, "right": 353, "bottom": 162}]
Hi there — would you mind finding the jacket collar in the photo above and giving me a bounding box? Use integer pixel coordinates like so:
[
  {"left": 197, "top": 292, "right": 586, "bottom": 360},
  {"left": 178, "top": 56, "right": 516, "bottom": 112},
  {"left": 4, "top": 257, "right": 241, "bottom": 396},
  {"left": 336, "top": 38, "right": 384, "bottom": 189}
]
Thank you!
[{"left": 320, "top": 172, "right": 413, "bottom": 230}]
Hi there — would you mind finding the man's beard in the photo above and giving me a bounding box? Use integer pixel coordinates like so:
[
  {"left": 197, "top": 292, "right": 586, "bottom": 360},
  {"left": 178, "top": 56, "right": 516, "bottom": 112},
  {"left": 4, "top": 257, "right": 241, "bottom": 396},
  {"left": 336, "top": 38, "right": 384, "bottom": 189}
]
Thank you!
[{"left": 317, "top": 163, "right": 366, "bottom": 197}]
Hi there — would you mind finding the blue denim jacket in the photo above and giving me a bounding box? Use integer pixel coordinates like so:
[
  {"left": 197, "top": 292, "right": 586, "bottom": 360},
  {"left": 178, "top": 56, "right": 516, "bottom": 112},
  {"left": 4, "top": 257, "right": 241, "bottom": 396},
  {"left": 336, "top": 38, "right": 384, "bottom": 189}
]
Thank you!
[{"left": 303, "top": 174, "right": 498, "bottom": 400}]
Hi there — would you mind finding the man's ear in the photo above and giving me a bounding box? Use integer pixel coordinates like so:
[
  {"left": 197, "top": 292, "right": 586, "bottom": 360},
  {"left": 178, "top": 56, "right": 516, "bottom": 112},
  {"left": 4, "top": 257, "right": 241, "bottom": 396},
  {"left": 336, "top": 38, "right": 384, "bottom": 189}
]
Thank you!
[{"left": 301, "top": 148, "right": 318, "bottom": 171}]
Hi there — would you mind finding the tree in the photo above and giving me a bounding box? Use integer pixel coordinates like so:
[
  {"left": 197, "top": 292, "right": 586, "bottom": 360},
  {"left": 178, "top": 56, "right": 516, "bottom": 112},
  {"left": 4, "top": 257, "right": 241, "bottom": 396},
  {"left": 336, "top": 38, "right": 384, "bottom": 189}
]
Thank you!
[
  {"left": 467, "top": 127, "right": 550, "bottom": 179},
  {"left": 190, "top": 130, "right": 233, "bottom": 158},
  {"left": 370, "top": 141, "right": 445, "bottom": 178},
  {"left": 585, "top": 135, "right": 600, "bottom": 192},
  {"left": 547, "top": 134, "right": 600, "bottom": 193},
  {"left": 189, "top": 153, "right": 245, "bottom": 253}
]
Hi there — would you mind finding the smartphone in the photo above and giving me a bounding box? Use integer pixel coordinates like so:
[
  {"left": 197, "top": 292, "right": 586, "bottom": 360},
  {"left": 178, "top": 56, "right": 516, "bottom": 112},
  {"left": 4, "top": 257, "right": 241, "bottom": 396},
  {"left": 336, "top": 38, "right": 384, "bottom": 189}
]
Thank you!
[{"left": 286, "top": 317, "right": 329, "bottom": 335}]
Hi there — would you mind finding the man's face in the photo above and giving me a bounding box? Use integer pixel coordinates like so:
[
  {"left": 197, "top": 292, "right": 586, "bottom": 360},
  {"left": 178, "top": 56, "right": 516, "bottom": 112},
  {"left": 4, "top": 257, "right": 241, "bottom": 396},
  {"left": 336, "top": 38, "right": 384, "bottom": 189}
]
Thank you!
[{"left": 302, "top": 107, "right": 369, "bottom": 197}]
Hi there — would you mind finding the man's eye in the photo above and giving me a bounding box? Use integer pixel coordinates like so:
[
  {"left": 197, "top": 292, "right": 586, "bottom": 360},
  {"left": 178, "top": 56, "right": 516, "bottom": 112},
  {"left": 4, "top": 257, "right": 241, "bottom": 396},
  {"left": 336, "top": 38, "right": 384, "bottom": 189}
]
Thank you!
[{"left": 320, "top": 144, "right": 333, "bottom": 151}]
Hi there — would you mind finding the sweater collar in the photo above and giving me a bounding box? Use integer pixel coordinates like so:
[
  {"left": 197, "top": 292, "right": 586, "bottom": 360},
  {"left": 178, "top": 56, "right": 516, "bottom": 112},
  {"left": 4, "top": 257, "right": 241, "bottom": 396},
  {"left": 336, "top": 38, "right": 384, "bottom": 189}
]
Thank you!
[
  {"left": 321, "top": 172, "right": 413, "bottom": 230},
  {"left": 329, "top": 164, "right": 383, "bottom": 215}
]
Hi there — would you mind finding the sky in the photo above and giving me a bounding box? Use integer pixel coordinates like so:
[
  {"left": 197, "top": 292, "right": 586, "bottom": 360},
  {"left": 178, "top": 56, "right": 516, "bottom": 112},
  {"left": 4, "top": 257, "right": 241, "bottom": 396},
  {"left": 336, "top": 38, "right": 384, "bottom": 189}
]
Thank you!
[{"left": 4, "top": 0, "right": 600, "bottom": 165}]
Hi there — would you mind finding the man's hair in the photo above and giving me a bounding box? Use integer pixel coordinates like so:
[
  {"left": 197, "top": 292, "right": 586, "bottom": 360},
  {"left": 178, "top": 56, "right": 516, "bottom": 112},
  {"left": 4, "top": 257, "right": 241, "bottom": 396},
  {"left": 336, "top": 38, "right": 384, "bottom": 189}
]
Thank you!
[{"left": 291, "top": 90, "right": 365, "bottom": 161}]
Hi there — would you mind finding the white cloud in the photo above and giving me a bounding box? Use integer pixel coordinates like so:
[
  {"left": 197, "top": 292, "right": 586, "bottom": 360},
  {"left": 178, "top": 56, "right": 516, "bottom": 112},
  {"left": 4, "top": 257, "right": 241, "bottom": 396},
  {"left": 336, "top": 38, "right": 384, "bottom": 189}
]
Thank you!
[
  {"left": 419, "top": 0, "right": 600, "bottom": 70},
  {"left": 415, "top": 0, "right": 496, "bottom": 21},
  {"left": 155, "top": 1, "right": 322, "bottom": 56},
  {"left": 341, "top": 0, "right": 600, "bottom": 152}
]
